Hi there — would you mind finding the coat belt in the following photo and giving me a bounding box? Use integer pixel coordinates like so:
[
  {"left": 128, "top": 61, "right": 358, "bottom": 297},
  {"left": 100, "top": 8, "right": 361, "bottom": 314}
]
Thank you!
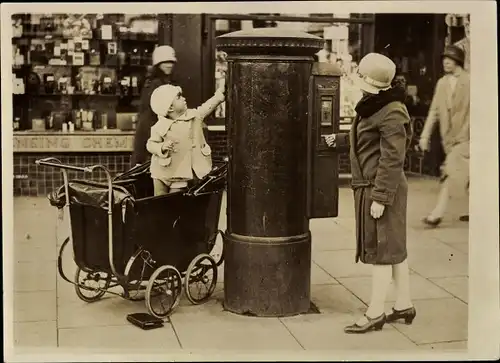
[{"left": 351, "top": 179, "right": 374, "bottom": 190}]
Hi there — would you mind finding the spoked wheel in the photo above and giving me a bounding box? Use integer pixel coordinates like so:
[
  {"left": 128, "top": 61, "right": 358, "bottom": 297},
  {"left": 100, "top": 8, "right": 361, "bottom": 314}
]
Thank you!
[
  {"left": 74, "top": 267, "right": 112, "bottom": 303},
  {"left": 145, "top": 265, "right": 183, "bottom": 319},
  {"left": 209, "top": 230, "right": 224, "bottom": 267},
  {"left": 185, "top": 253, "right": 218, "bottom": 305}
]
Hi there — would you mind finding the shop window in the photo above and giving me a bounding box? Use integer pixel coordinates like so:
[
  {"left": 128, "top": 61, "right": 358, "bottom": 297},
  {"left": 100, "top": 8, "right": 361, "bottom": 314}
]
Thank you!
[
  {"left": 212, "top": 17, "right": 369, "bottom": 125},
  {"left": 11, "top": 13, "right": 159, "bottom": 132}
]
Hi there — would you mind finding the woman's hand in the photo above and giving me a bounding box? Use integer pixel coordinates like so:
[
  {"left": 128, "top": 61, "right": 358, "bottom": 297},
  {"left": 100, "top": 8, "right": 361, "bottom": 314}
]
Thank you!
[
  {"left": 370, "top": 201, "right": 385, "bottom": 219},
  {"left": 324, "top": 133, "right": 336, "bottom": 147}
]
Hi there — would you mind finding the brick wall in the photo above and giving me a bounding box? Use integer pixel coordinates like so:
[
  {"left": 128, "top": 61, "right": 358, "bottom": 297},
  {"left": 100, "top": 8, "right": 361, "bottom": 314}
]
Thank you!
[
  {"left": 206, "top": 131, "right": 228, "bottom": 163},
  {"left": 14, "top": 152, "right": 132, "bottom": 197}
]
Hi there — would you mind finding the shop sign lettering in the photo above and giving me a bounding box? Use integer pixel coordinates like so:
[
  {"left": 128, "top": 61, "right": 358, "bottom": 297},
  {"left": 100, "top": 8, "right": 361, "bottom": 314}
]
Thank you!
[{"left": 13, "top": 134, "right": 134, "bottom": 152}]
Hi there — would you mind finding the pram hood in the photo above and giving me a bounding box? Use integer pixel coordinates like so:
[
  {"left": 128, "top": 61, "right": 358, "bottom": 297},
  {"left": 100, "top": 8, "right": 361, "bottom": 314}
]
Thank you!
[
  {"left": 48, "top": 161, "right": 227, "bottom": 209},
  {"left": 48, "top": 180, "right": 133, "bottom": 210}
]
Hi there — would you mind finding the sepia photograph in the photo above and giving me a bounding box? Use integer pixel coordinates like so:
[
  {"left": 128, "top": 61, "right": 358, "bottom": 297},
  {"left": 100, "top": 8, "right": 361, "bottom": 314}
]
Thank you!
[{"left": 2, "top": 1, "right": 498, "bottom": 362}]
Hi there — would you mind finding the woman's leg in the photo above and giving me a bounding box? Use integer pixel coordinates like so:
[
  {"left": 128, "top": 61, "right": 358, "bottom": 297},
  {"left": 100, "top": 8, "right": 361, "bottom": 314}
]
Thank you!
[
  {"left": 153, "top": 179, "right": 170, "bottom": 196},
  {"left": 359, "top": 264, "right": 392, "bottom": 323},
  {"left": 392, "top": 258, "right": 413, "bottom": 310}
]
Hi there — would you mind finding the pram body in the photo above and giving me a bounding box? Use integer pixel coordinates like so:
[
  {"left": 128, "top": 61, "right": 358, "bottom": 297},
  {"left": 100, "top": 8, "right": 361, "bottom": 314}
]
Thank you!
[{"left": 38, "top": 157, "right": 226, "bottom": 318}]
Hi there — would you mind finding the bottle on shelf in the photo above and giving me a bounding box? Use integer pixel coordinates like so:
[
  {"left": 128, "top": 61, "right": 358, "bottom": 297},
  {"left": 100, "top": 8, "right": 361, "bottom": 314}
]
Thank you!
[
  {"left": 101, "top": 112, "right": 108, "bottom": 130},
  {"left": 82, "top": 110, "right": 93, "bottom": 131},
  {"left": 74, "top": 109, "right": 83, "bottom": 129},
  {"left": 14, "top": 48, "right": 25, "bottom": 66},
  {"left": 131, "top": 114, "right": 137, "bottom": 130},
  {"left": 13, "top": 117, "right": 21, "bottom": 131},
  {"left": 131, "top": 76, "right": 139, "bottom": 96}
]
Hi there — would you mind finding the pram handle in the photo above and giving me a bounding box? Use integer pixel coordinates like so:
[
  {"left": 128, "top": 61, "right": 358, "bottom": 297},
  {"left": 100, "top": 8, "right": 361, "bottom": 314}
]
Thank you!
[
  {"left": 35, "top": 157, "right": 110, "bottom": 175},
  {"left": 35, "top": 157, "right": 120, "bottom": 279}
]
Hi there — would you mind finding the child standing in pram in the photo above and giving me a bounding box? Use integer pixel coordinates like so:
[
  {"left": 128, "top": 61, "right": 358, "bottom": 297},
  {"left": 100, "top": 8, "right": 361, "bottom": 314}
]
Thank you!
[{"left": 147, "top": 80, "right": 226, "bottom": 195}]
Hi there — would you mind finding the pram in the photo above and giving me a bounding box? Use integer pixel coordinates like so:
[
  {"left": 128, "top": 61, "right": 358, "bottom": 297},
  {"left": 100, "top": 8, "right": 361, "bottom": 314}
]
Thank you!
[{"left": 37, "top": 157, "right": 226, "bottom": 319}]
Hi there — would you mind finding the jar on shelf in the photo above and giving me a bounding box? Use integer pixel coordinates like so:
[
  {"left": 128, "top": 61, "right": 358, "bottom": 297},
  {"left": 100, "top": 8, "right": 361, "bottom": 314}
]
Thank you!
[
  {"left": 13, "top": 117, "right": 21, "bottom": 131},
  {"left": 40, "top": 15, "right": 56, "bottom": 37},
  {"left": 43, "top": 74, "right": 57, "bottom": 94},
  {"left": 12, "top": 18, "right": 23, "bottom": 38},
  {"left": 142, "top": 48, "right": 152, "bottom": 66},
  {"left": 130, "top": 48, "right": 141, "bottom": 66}
]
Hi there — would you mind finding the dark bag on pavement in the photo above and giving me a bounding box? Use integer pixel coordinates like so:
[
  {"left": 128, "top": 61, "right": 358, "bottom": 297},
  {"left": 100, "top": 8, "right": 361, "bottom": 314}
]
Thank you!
[{"left": 126, "top": 313, "right": 164, "bottom": 330}]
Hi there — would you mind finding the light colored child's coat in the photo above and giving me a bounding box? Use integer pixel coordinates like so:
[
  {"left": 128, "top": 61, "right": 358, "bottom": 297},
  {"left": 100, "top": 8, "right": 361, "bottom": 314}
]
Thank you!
[{"left": 147, "top": 91, "right": 225, "bottom": 184}]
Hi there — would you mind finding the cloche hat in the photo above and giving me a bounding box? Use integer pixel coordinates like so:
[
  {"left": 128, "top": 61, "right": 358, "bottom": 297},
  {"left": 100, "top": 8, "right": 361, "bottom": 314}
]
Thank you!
[
  {"left": 353, "top": 53, "right": 396, "bottom": 95},
  {"left": 150, "top": 84, "right": 182, "bottom": 117},
  {"left": 152, "top": 45, "right": 177, "bottom": 66}
]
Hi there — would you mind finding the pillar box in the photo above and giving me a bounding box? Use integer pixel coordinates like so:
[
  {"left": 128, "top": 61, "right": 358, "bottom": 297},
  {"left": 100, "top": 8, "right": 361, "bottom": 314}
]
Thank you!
[{"left": 216, "top": 28, "right": 323, "bottom": 317}]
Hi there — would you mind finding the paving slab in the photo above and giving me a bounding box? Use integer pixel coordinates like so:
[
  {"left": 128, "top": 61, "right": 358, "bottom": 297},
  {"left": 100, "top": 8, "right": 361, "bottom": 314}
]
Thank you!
[
  {"left": 14, "top": 260, "right": 57, "bottom": 292},
  {"left": 14, "top": 239, "right": 57, "bottom": 263},
  {"left": 385, "top": 298, "right": 468, "bottom": 345},
  {"left": 57, "top": 296, "right": 150, "bottom": 329},
  {"left": 13, "top": 321, "right": 58, "bottom": 347},
  {"left": 414, "top": 225, "right": 469, "bottom": 245},
  {"left": 309, "top": 284, "right": 367, "bottom": 315},
  {"left": 14, "top": 291, "right": 57, "bottom": 323},
  {"left": 445, "top": 242, "right": 469, "bottom": 255},
  {"left": 429, "top": 276, "right": 468, "bottom": 303},
  {"left": 408, "top": 244, "right": 468, "bottom": 278},
  {"left": 313, "top": 250, "right": 373, "bottom": 278},
  {"left": 311, "top": 262, "right": 339, "bottom": 285},
  {"left": 281, "top": 313, "right": 417, "bottom": 351},
  {"left": 58, "top": 324, "right": 181, "bottom": 350},
  {"left": 170, "top": 298, "right": 303, "bottom": 351},
  {"left": 420, "top": 340, "right": 468, "bottom": 351}
]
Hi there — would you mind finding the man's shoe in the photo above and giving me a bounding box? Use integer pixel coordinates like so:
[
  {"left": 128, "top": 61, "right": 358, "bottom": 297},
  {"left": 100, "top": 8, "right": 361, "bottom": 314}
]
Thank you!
[
  {"left": 459, "top": 215, "right": 469, "bottom": 222},
  {"left": 422, "top": 216, "right": 442, "bottom": 228}
]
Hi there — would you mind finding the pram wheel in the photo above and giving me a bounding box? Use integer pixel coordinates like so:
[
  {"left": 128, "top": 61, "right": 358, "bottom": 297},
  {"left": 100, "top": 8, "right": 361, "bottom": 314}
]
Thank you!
[
  {"left": 123, "top": 248, "right": 155, "bottom": 301},
  {"left": 185, "top": 254, "right": 218, "bottom": 305},
  {"left": 145, "top": 265, "right": 183, "bottom": 319},
  {"left": 74, "top": 267, "right": 112, "bottom": 302}
]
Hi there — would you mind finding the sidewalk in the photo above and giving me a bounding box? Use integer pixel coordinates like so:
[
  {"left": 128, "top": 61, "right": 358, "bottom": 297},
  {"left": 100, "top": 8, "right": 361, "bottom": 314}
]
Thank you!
[{"left": 11, "top": 177, "right": 468, "bottom": 354}]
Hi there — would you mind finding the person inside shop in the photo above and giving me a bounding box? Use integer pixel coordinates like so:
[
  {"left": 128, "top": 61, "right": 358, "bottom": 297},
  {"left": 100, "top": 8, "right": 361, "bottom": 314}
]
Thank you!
[
  {"left": 418, "top": 45, "right": 470, "bottom": 227},
  {"left": 131, "top": 45, "right": 177, "bottom": 166},
  {"left": 324, "top": 53, "right": 416, "bottom": 334},
  {"left": 146, "top": 80, "right": 226, "bottom": 196}
]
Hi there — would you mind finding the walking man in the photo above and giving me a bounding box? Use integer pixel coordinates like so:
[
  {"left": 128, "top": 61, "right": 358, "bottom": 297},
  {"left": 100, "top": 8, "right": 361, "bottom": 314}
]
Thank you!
[{"left": 419, "top": 45, "right": 470, "bottom": 227}]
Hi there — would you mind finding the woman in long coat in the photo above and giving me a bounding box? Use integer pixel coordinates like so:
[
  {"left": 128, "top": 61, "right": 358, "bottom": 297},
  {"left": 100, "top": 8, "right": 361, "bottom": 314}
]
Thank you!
[
  {"left": 131, "top": 45, "right": 177, "bottom": 166},
  {"left": 325, "top": 53, "right": 416, "bottom": 334}
]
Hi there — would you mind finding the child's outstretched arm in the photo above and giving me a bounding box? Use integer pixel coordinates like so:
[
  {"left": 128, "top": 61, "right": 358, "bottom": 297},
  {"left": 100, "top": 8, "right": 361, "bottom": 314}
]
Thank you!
[{"left": 195, "top": 79, "right": 226, "bottom": 120}]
